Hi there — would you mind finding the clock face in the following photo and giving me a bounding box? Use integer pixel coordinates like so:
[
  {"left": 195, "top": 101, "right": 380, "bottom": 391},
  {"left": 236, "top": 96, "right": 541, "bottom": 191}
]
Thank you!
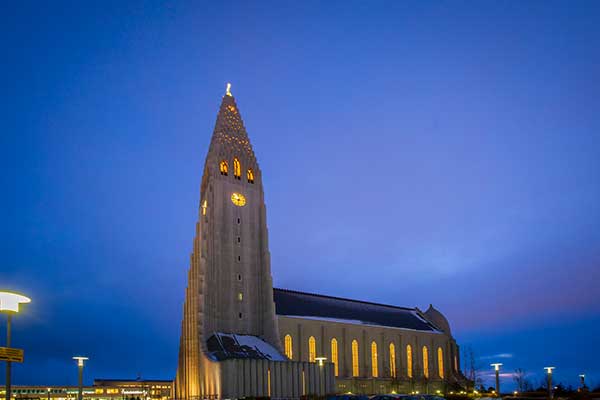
[{"left": 231, "top": 192, "right": 246, "bottom": 207}]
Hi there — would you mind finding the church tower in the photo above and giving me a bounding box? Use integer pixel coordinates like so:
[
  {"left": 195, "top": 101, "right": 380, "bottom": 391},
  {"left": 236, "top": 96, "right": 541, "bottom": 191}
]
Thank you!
[
  {"left": 196, "top": 84, "right": 280, "bottom": 344},
  {"left": 175, "top": 86, "right": 332, "bottom": 399}
]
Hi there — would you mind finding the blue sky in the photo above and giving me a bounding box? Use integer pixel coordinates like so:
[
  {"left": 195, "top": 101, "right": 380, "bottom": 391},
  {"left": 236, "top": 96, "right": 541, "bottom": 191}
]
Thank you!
[{"left": 2, "top": 0, "right": 600, "bottom": 390}]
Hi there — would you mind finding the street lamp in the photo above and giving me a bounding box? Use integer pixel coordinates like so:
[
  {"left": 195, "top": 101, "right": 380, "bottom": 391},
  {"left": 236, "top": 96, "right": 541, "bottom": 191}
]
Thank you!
[
  {"left": 73, "top": 356, "right": 89, "bottom": 400},
  {"left": 544, "top": 367, "right": 555, "bottom": 400},
  {"left": 314, "top": 357, "right": 327, "bottom": 395},
  {"left": 490, "top": 363, "right": 503, "bottom": 396},
  {"left": 579, "top": 374, "right": 586, "bottom": 390},
  {"left": 315, "top": 356, "right": 327, "bottom": 367},
  {"left": 0, "top": 290, "right": 31, "bottom": 400}
]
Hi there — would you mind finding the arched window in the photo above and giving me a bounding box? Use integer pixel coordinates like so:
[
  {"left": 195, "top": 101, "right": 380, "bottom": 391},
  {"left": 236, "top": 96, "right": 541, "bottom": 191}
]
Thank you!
[
  {"left": 219, "top": 160, "right": 228, "bottom": 175},
  {"left": 389, "top": 343, "right": 397, "bottom": 378},
  {"left": 371, "top": 341, "right": 378, "bottom": 377},
  {"left": 284, "top": 334, "right": 293, "bottom": 360},
  {"left": 352, "top": 340, "right": 359, "bottom": 377},
  {"left": 406, "top": 345, "right": 413, "bottom": 378},
  {"left": 438, "top": 347, "right": 444, "bottom": 379},
  {"left": 247, "top": 168, "right": 254, "bottom": 184},
  {"left": 423, "top": 346, "right": 429, "bottom": 378},
  {"left": 331, "top": 338, "right": 339, "bottom": 376},
  {"left": 233, "top": 158, "right": 241, "bottom": 179},
  {"left": 308, "top": 336, "right": 316, "bottom": 362}
]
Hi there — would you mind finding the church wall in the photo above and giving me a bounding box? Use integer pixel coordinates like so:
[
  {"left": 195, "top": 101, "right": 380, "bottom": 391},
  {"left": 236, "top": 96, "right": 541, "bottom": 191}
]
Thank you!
[
  {"left": 218, "top": 359, "right": 334, "bottom": 399},
  {"left": 277, "top": 315, "right": 458, "bottom": 395}
]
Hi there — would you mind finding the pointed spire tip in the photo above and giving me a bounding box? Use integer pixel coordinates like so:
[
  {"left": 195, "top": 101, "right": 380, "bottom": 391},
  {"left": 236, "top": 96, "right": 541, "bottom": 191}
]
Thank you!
[{"left": 226, "top": 82, "right": 232, "bottom": 97}]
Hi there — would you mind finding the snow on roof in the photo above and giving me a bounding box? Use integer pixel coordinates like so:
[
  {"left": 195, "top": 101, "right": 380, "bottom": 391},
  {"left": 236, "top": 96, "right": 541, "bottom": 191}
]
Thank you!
[{"left": 206, "top": 333, "right": 286, "bottom": 361}]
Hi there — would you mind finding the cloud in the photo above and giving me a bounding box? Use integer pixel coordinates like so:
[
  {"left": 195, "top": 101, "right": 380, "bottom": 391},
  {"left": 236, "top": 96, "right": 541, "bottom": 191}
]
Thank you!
[{"left": 480, "top": 353, "right": 514, "bottom": 360}]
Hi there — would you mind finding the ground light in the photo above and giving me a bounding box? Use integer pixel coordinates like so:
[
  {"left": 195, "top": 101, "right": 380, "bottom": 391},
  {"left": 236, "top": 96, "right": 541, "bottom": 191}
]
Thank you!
[{"left": 0, "top": 291, "right": 31, "bottom": 400}]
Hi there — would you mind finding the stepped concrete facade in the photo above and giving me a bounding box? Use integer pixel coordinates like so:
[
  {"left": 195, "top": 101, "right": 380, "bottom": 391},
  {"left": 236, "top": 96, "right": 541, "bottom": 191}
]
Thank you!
[
  {"left": 175, "top": 87, "right": 467, "bottom": 399},
  {"left": 175, "top": 89, "right": 334, "bottom": 400}
]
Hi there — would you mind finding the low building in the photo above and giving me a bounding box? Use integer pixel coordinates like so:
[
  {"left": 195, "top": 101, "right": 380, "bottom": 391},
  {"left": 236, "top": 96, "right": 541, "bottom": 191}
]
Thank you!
[{"left": 1, "top": 380, "right": 172, "bottom": 400}]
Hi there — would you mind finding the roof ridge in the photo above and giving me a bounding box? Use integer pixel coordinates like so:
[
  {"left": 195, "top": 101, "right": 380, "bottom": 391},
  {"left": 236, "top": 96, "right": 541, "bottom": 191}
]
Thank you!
[{"left": 273, "top": 287, "right": 417, "bottom": 312}]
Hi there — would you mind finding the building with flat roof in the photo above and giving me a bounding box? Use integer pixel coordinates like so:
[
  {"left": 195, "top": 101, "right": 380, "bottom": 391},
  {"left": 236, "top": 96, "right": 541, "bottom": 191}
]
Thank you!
[{"left": 1, "top": 380, "right": 172, "bottom": 400}]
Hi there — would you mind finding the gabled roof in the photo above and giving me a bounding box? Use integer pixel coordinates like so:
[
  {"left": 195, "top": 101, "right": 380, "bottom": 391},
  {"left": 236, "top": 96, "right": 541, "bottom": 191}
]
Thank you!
[{"left": 273, "top": 288, "right": 442, "bottom": 333}]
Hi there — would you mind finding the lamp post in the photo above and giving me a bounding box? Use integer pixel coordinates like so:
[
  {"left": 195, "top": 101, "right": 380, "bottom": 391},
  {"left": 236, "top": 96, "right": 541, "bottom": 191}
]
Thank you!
[
  {"left": 544, "top": 367, "right": 555, "bottom": 400},
  {"left": 579, "top": 374, "right": 586, "bottom": 390},
  {"left": 315, "top": 357, "right": 327, "bottom": 395},
  {"left": 491, "top": 363, "right": 503, "bottom": 396},
  {"left": 0, "top": 291, "right": 31, "bottom": 400},
  {"left": 73, "top": 357, "right": 89, "bottom": 400}
]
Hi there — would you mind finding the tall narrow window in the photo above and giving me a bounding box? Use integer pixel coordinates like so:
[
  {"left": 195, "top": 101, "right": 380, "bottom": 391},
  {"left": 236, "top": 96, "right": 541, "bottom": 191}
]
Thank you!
[
  {"left": 308, "top": 336, "right": 316, "bottom": 362},
  {"left": 233, "top": 158, "right": 241, "bottom": 179},
  {"left": 284, "top": 335, "right": 293, "bottom": 360},
  {"left": 454, "top": 354, "right": 458, "bottom": 372},
  {"left": 438, "top": 347, "right": 444, "bottom": 379},
  {"left": 331, "top": 338, "right": 339, "bottom": 376},
  {"left": 352, "top": 340, "right": 359, "bottom": 377},
  {"left": 267, "top": 368, "right": 271, "bottom": 397},
  {"left": 219, "top": 160, "right": 228, "bottom": 175},
  {"left": 371, "top": 341, "right": 378, "bottom": 377},
  {"left": 406, "top": 345, "right": 413, "bottom": 378},
  {"left": 247, "top": 168, "right": 254, "bottom": 183},
  {"left": 389, "top": 343, "right": 397, "bottom": 378},
  {"left": 423, "top": 346, "right": 429, "bottom": 378},
  {"left": 201, "top": 200, "right": 207, "bottom": 216}
]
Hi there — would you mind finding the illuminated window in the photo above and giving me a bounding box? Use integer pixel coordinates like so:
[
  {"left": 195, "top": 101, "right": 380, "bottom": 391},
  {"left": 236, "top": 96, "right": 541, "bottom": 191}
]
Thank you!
[
  {"left": 423, "top": 346, "right": 429, "bottom": 378},
  {"left": 352, "top": 340, "right": 359, "bottom": 377},
  {"left": 107, "top": 389, "right": 119, "bottom": 394},
  {"left": 202, "top": 200, "right": 207, "bottom": 216},
  {"left": 233, "top": 158, "right": 241, "bottom": 179},
  {"left": 371, "top": 341, "right": 378, "bottom": 377},
  {"left": 237, "top": 292, "right": 243, "bottom": 301},
  {"left": 454, "top": 354, "right": 458, "bottom": 372},
  {"left": 331, "top": 338, "right": 339, "bottom": 376},
  {"left": 284, "top": 334, "right": 293, "bottom": 359},
  {"left": 389, "top": 343, "right": 397, "bottom": 377},
  {"left": 219, "top": 160, "right": 228, "bottom": 175},
  {"left": 308, "top": 336, "right": 316, "bottom": 362},
  {"left": 247, "top": 168, "right": 254, "bottom": 183},
  {"left": 406, "top": 345, "right": 413, "bottom": 378},
  {"left": 267, "top": 368, "right": 271, "bottom": 397},
  {"left": 438, "top": 347, "right": 444, "bottom": 378}
]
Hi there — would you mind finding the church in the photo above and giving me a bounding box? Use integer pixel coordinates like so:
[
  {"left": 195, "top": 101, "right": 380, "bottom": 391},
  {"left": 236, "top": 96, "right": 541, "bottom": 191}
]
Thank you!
[{"left": 174, "top": 86, "right": 468, "bottom": 399}]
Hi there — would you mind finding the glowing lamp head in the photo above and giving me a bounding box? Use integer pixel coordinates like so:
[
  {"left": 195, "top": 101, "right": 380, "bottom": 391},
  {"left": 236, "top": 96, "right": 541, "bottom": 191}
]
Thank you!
[
  {"left": 0, "top": 291, "right": 31, "bottom": 313},
  {"left": 226, "top": 83, "right": 232, "bottom": 96},
  {"left": 315, "top": 356, "right": 327, "bottom": 367},
  {"left": 73, "top": 356, "right": 89, "bottom": 367},
  {"left": 544, "top": 366, "right": 555, "bottom": 374},
  {"left": 491, "top": 363, "right": 503, "bottom": 371}
]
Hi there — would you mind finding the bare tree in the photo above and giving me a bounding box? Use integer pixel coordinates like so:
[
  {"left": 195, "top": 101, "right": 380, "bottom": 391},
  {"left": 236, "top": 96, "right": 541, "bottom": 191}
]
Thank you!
[
  {"left": 462, "top": 345, "right": 483, "bottom": 390},
  {"left": 513, "top": 368, "right": 533, "bottom": 393}
]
